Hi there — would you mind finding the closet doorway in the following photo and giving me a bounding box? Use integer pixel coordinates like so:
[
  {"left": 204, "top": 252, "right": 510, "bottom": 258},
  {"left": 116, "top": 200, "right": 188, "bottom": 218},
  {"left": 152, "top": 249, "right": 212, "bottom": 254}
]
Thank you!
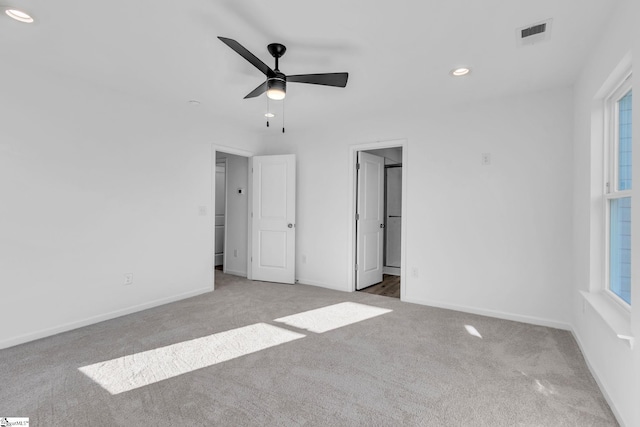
[
  {"left": 354, "top": 146, "right": 403, "bottom": 298},
  {"left": 213, "top": 150, "right": 250, "bottom": 279}
]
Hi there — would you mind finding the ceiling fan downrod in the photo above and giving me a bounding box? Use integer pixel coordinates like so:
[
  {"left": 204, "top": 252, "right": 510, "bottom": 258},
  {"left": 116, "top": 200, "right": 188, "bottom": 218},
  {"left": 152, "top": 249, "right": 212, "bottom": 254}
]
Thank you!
[{"left": 267, "top": 43, "right": 287, "bottom": 71}]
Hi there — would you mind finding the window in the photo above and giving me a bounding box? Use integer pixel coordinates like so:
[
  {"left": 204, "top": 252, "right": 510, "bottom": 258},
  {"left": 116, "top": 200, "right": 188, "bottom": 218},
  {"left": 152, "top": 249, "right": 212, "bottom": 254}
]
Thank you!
[{"left": 605, "top": 76, "right": 632, "bottom": 306}]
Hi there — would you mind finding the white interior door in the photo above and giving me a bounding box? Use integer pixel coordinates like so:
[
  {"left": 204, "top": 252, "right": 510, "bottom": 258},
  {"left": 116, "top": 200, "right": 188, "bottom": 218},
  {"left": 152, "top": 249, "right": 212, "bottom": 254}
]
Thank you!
[
  {"left": 250, "top": 154, "right": 296, "bottom": 284},
  {"left": 356, "top": 152, "right": 384, "bottom": 290}
]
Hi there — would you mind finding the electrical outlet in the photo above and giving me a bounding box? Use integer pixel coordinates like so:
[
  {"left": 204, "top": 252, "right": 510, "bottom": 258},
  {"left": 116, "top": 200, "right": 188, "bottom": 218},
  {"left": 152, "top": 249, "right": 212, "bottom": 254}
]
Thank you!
[
  {"left": 198, "top": 206, "right": 207, "bottom": 216},
  {"left": 481, "top": 153, "right": 491, "bottom": 165},
  {"left": 234, "top": 249, "right": 238, "bottom": 258},
  {"left": 124, "top": 273, "right": 133, "bottom": 286},
  {"left": 412, "top": 268, "right": 419, "bottom": 278}
]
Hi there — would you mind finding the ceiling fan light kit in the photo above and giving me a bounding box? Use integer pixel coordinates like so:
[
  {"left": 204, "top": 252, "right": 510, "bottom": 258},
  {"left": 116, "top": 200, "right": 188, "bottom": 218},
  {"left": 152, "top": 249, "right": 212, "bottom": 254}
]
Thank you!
[{"left": 266, "top": 76, "right": 286, "bottom": 100}]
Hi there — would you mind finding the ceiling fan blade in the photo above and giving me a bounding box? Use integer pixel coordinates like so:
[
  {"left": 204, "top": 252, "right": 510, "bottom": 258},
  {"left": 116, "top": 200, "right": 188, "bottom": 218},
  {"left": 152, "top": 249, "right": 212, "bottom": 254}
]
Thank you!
[
  {"left": 218, "top": 36, "right": 275, "bottom": 77},
  {"left": 244, "top": 81, "right": 268, "bottom": 99},
  {"left": 287, "top": 73, "right": 349, "bottom": 88}
]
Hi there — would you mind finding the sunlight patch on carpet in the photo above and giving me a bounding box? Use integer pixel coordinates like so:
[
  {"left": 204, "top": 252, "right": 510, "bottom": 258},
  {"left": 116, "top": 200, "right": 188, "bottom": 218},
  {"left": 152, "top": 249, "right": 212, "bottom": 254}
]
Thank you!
[
  {"left": 274, "top": 302, "right": 392, "bottom": 333},
  {"left": 535, "top": 379, "right": 558, "bottom": 396},
  {"left": 464, "top": 324, "right": 483, "bottom": 338},
  {"left": 79, "top": 323, "right": 305, "bottom": 394}
]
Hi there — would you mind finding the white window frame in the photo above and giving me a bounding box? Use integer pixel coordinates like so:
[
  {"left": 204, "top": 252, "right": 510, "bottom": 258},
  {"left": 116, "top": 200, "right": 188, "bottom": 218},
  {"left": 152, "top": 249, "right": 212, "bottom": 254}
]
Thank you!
[{"left": 603, "top": 72, "right": 632, "bottom": 309}]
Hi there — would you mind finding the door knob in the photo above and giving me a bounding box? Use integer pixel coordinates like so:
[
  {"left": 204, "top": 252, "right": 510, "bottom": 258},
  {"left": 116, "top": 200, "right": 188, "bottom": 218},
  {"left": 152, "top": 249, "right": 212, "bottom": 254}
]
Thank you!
[
  {"left": 288, "top": 223, "right": 294, "bottom": 228},
  {"left": 380, "top": 224, "right": 385, "bottom": 228}
]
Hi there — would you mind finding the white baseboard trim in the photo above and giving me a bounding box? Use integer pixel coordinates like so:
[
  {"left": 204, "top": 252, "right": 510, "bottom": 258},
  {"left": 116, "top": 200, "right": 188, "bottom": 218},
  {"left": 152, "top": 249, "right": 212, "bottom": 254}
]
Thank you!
[
  {"left": 0, "top": 286, "right": 213, "bottom": 350},
  {"left": 296, "top": 278, "right": 349, "bottom": 292},
  {"left": 402, "top": 295, "right": 572, "bottom": 331},
  {"left": 383, "top": 267, "right": 401, "bottom": 276},
  {"left": 571, "top": 328, "right": 628, "bottom": 427},
  {"left": 223, "top": 269, "right": 247, "bottom": 278}
]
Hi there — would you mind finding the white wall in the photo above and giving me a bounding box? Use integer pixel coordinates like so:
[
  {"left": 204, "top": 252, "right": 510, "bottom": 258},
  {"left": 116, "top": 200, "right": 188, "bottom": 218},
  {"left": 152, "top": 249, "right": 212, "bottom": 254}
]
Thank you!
[
  {"left": 272, "top": 86, "right": 574, "bottom": 329},
  {"left": 0, "top": 66, "right": 261, "bottom": 349},
  {"left": 216, "top": 152, "right": 249, "bottom": 277},
  {"left": 634, "top": 2, "right": 640, "bottom": 423},
  {"left": 571, "top": 0, "right": 637, "bottom": 425}
]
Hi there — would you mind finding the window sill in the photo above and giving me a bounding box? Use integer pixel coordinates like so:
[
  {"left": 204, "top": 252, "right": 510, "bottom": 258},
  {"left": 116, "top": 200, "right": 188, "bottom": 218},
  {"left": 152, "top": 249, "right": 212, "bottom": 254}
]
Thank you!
[{"left": 580, "top": 291, "right": 634, "bottom": 349}]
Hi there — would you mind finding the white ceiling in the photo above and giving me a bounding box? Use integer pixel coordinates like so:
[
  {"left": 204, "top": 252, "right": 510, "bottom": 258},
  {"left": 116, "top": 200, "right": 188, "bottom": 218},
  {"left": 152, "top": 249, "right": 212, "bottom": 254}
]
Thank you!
[{"left": 0, "top": 0, "right": 618, "bottom": 133}]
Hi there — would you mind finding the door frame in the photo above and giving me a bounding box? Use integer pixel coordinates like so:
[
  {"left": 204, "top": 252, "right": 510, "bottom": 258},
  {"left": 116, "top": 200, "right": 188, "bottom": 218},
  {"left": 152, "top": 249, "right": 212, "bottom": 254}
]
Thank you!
[
  {"left": 211, "top": 144, "right": 255, "bottom": 290},
  {"left": 215, "top": 158, "right": 228, "bottom": 272},
  {"left": 348, "top": 139, "right": 408, "bottom": 300}
]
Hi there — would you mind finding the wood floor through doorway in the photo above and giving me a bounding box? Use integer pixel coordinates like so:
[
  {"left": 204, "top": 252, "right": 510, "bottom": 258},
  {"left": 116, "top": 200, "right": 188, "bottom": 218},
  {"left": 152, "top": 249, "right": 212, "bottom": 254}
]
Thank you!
[{"left": 359, "top": 274, "right": 400, "bottom": 298}]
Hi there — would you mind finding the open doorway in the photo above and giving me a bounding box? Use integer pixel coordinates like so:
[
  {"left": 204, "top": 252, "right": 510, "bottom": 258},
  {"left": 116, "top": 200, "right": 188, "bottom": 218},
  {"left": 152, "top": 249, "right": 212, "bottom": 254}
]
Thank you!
[
  {"left": 212, "top": 148, "right": 297, "bottom": 290},
  {"left": 355, "top": 146, "right": 403, "bottom": 299},
  {"left": 214, "top": 151, "right": 250, "bottom": 278}
]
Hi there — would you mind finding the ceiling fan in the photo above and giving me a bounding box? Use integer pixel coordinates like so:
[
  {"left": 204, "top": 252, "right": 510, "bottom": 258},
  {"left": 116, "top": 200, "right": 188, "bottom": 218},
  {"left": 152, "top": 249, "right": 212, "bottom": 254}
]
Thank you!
[{"left": 218, "top": 36, "right": 349, "bottom": 101}]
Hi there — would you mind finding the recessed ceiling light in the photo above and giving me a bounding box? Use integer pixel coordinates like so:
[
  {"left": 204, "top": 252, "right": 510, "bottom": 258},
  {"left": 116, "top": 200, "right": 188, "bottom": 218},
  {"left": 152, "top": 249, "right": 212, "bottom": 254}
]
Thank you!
[
  {"left": 450, "top": 67, "right": 471, "bottom": 77},
  {"left": 5, "top": 8, "right": 34, "bottom": 23},
  {"left": 188, "top": 100, "right": 201, "bottom": 105},
  {"left": 264, "top": 112, "right": 275, "bottom": 118}
]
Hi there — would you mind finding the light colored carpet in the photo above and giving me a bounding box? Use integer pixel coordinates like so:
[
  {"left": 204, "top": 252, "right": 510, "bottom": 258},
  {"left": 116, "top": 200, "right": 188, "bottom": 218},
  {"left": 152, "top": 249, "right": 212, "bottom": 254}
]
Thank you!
[{"left": 0, "top": 271, "right": 617, "bottom": 426}]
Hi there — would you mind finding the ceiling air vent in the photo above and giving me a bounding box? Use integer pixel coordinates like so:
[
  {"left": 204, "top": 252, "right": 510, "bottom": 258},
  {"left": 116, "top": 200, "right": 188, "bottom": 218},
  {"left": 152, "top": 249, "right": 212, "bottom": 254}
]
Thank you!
[
  {"left": 516, "top": 19, "right": 552, "bottom": 47},
  {"left": 522, "top": 23, "right": 546, "bottom": 38}
]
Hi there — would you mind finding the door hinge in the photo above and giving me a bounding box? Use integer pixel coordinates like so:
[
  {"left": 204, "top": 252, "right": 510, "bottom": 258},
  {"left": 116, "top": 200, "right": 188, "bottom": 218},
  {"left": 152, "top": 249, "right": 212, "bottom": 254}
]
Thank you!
[
  {"left": 606, "top": 182, "right": 610, "bottom": 193},
  {"left": 356, "top": 163, "right": 360, "bottom": 170},
  {"left": 355, "top": 264, "right": 358, "bottom": 271},
  {"left": 251, "top": 212, "right": 253, "bottom": 218},
  {"left": 355, "top": 213, "right": 360, "bottom": 221}
]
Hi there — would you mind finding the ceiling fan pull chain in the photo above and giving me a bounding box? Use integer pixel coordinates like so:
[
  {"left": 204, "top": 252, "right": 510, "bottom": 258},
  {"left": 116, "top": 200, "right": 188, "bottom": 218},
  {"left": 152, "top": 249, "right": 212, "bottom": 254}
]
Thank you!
[
  {"left": 282, "top": 98, "right": 285, "bottom": 133},
  {"left": 266, "top": 96, "right": 270, "bottom": 127}
]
